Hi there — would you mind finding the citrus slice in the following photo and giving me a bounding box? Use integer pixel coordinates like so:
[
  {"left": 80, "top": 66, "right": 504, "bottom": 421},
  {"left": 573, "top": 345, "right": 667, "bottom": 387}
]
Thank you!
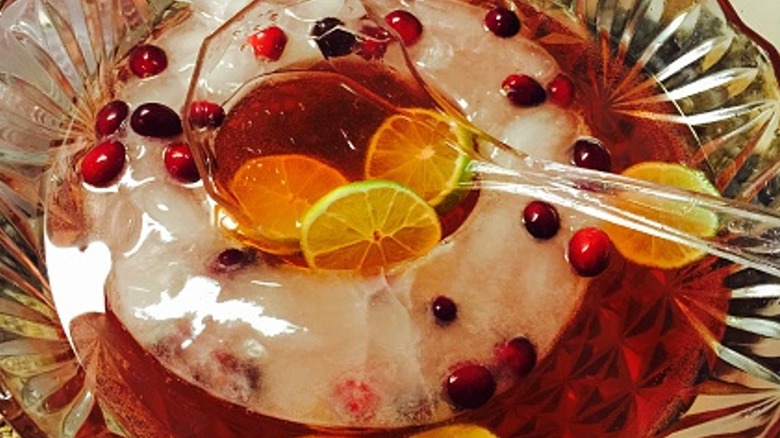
[
  {"left": 300, "top": 180, "right": 442, "bottom": 272},
  {"left": 228, "top": 154, "right": 348, "bottom": 252},
  {"left": 411, "top": 424, "right": 498, "bottom": 438},
  {"left": 365, "top": 108, "right": 472, "bottom": 208},
  {"left": 604, "top": 161, "right": 720, "bottom": 269}
]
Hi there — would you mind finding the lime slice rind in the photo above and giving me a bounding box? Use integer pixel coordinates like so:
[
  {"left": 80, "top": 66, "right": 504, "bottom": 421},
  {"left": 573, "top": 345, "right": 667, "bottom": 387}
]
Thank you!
[{"left": 300, "top": 180, "right": 442, "bottom": 272}]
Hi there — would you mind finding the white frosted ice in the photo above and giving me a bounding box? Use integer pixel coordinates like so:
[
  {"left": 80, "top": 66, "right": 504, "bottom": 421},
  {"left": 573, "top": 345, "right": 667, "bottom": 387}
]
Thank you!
[{"left": 48, "top": 0, "right": 596, "bottom": 428}]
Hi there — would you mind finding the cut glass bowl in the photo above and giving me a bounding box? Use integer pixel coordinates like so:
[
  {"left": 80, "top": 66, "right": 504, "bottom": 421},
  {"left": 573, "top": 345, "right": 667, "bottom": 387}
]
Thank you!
[{"left": 0, "top": 0, "right": 778, "bottom": 436}]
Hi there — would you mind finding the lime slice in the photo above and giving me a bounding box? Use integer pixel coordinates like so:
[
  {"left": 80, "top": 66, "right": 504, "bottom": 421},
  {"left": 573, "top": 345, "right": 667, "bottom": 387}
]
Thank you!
[
  {"left": 300, "top": 180, "right": 442, "bottom": 272},
  {"left": 604, "top": 161, "right": 720, "bottom": 269},
  {"left": 365, "top": 108, "right": 472, "bottom": 209},
  {"left": 411, "top": 424, "right": 498, "bottom": 438}
]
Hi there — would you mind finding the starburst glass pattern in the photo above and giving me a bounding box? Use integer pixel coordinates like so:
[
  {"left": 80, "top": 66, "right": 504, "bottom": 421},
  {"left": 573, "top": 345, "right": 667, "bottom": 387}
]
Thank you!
[{"left": 0, "top": 0, "right": 173, "bottom": 436}]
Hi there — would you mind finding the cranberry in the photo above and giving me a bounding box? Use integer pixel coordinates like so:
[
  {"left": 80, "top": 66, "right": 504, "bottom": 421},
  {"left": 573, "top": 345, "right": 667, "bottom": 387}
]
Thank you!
[
  {"left": 384, "top": 10, "right": 423, "bottom": 46},
  {"left": 94, "top": 100, "right": 129, "bottom": 137},
  {"left": 502, "top": 74, "right": 546, "bottom": 107},
  {"left": 129, "top": 44, "right": 168, "bottom": 78},
  {"left": 311, "top": 18, "right": 357, "bottom": 58},
  {"left": 357, "top": 26, "right": 391, "bottom": 60},
  {"left": 484, "top": 7, "right": 520, "bottom": 38},
  {"left": 80, "top": 140, "right": 126, "bottom": 187},
  {"left": 131, "top": 103, "right": 182, "bottom": 138},
  {"left": 523, "top": 201, "right": 560, "bottom": 240},
  {"left": 445, "top": 364, "right": 496, "bottom": 410},
  {"left": 572, "top": 137, "right": 612, "bottom": 172},
  {"left": 431, "top": 296, "right": 458, "bottom": 324},
  {"left": 213, "top": 248, "right": 255, "bottom": 273},
  {"left": 568, "top": 227, "right": 612, "bottom": 277},
  {"left": 495, "top": 337, "right": 536, "bottom": 377},
  {"left": 188, "top": 101, "right": 225, "bottom": 129},
  {"left": 247, "top": 26, "right": 288, "bottom": 61},
  {"left": 164, "top": 142, "right": 200, "bottom": 183},
  {"left": 333, "top": 379, "right": 379, "bottom": 422},
  {"left": 547, "top": 74, "right": 575, "bottom": 107}
]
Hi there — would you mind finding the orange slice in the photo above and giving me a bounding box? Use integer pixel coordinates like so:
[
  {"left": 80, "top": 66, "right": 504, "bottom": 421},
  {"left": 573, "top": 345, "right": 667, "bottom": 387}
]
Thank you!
[
  {"left": 300, "top": 180, "right": 441, "bottom": 272},
  {"left": 228, "top": 154, "right": 348, "bottom": 252},
  {"left": 365, "top": 108, "right": 472, "bottom": 209},
  {"left": 604, "top": 161, "right": 720, "bottom": 269}
]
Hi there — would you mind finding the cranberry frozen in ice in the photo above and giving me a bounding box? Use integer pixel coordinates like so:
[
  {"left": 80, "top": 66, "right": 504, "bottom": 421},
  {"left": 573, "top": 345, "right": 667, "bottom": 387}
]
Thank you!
[
  {"left": 95, "top": 100, "right": 129, "bottom": 137},
  {"left": 129, "top": 44, "right": 168, "bottom": 78},
  {"left": 80, "top": 140, "right": 126, "bottom": 187},
  {"left": 247, "top": 26, "right": 288, "bottom": 61},
  {"left": 502, "top": 74, "right": 546, "bottom": 107},
  {"left": 484, "top": 7, "right": 520, "bottom": 38},
  {"left": 163, "top": 142, "right": 200, "bottom": 183},
  {"left": 131, "top": 102, "right": 183, "bottom": 138}
]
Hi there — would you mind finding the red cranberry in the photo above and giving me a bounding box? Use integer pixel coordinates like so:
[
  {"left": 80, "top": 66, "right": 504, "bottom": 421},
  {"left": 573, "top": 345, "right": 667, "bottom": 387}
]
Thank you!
[
  {"left": 502, "top": 74, "right": 546, "bottom": 107},
  {"left": 131, "top": 103, "right": 182, "bottom": 138},
  {"left": 547, "top": 74, "right": 575, "bottom": 107},
  {"left": 311, "top": 18, "right": 357, "bottom": 58},
  {"left": 495, "top": 337, "right": 536, "bottom": 377},
  {"left": 80, "top": 140, "right": 126, "bottom": 187},
  {"left": 129, "top": 44, "right": 168, "bottom": 78},
  {"left": 431, "top": 296, "right": 458, "bottom": 324},
  {"left": 568, "top": 227, "right": 612, "bottom": 277},
  {"left": 94, "top": 100, "right": 129, "bottom": 137},
  {"left": 213, "top": 248, "right": 256, "bottom": 273},
  {"left": 385, "top": 10, "right": 423, "bottom": 46},
  {"left": 188, "top": 101, "right": 225, "bottom": 129},
  {"left": 522, "top": 201, "right": 560, "bottom": 240},
  {"left": 333, "top": 379, "right": 379, "bottom": 422},
  {"left": 572, "top": 137, "right": 612, "bottom": 172},
  {"left": 164, "top": 142, "right": 200, "bottom": 183},
  {"left": 247, "top": 26, "right": 288, "bottom": 61},
  {"left": 357, "top": 26, "right": 391, "bottom": 60},
  {"left": 484, "top": 7, "right": 520, "bottom": 38},
  {"left": 445, "top": 364, "right": 496, "bottom": 410}
]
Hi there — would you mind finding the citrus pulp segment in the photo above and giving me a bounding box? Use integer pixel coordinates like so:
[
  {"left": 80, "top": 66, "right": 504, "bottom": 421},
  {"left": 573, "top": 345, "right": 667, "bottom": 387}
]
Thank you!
[
  {"left": 227, "top": 154, "right": 348, "bottom": 252},
  {"left": 604, "top": 161, "right": 720, "bottom": 269},
  {"left": 365, "top": 108, "right": 472, "bottom": 208},
  {"left": 300, "top": 180, "right": 442, "bottom": 272}
]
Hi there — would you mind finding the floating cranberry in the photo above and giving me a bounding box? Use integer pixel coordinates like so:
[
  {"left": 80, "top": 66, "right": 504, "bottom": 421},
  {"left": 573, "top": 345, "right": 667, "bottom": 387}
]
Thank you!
[
  {"left": 502, "top": 74, "right": 546, "bottom": 107},
  {"left": 431, "top": 295, "right": 458, "bottom": 324},
  {"left": 523, "top": 200, "right": 560, "bottom": 240},
  {"left": 131, "top": 103, "right": 182, "bottom": 138},
  {"left": 311, "top": 17, "right": 357, "bottom": 58},
  {"left": 94, "top": 100, "right": 129, "bottom": 137},
  {"left": 188, "top": 101, "right": 225, "bottom": 129},
  {"left": 80, "top": 140, "right": 126, "bottom": 187},
  {"left": 446, "top": 364, "right": 496, "bottom": 410},
  {"left": 568, "top": 227, "right": 612, "bottom": 277},
  {"left": 495, "top": 337, "right": 536, "bottom": 378},
  {"left": 164, "top": 142, "right": 200, "bottom": 183},
  {"left": 572, "top": 137, "right": 612, "bottom": 172},
  {"left": 129, "top": 44, "right": 168, "bottom": 78},
  {"left": 247, "top": 26, "right": 288, "bottom": 61},
  {"left": 547, "top": 74, "right": 575, "bottom": 107},
  {"left": 484, "top": 7, "right": 520, "bottom": 38},
  {"left": 384, "top": 10, "right": 423, "bottom": 46},
  {"left": 333, "top": 379, "right": 379, "bottom": 422}
]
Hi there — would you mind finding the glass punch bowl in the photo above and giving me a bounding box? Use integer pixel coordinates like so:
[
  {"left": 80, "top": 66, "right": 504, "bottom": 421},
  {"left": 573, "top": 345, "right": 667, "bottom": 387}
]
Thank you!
[{"left": 0, "top": 0, "right": 778, "bottom": 436}]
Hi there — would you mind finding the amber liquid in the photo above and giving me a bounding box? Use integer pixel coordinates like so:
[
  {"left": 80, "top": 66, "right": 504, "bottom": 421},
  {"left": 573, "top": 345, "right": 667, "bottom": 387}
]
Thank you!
[{"left": 70, "top": 3, "right": 732, "bottom": 437}]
